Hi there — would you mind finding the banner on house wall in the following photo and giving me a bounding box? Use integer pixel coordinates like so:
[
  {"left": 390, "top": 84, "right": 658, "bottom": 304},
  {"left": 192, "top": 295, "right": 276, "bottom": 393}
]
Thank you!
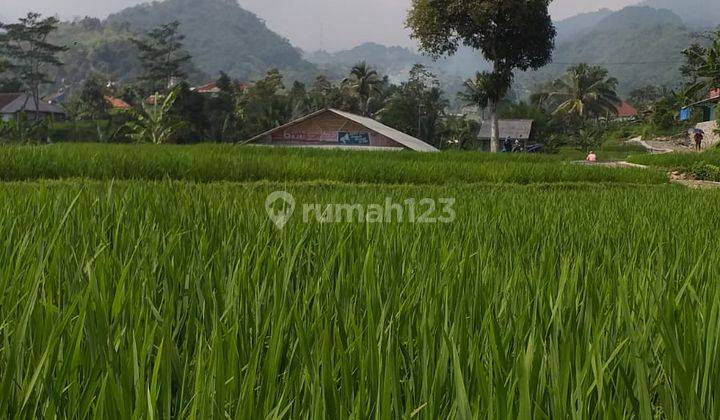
[{"left": 338, "top": 132, "right": 370, "bottom": 145}]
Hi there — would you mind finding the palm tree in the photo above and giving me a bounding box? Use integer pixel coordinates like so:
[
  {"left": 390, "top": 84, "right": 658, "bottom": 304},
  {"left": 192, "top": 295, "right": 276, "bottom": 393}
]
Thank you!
[
  {"left": 542, "top": 64, "right": 621, "bottom": 120},
  {"left": 683, "top": 34, "right": 720, "bottom": 98},
  {"left": 458, "top": 71, "right": 512, "bottom": 153},
  {"left": 342, "top": 62, "right": 383, "bottom": 116}
]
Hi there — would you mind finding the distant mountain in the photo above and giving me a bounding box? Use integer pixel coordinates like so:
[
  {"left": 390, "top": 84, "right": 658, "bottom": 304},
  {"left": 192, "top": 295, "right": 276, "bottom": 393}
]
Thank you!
[
  {"left": 554, "top": 9, "right": 614, "bottom": 44},
  {"left": 106, "top": 0, "right": 318, "bottom": 82},
  {"left": 306, "top": 43, "right": 490, "bottom": 85},
  {"left": 306, "top": 43, "right": 421, "bottom": 79},
  {"left": 639, "top": 0, "right": 720, "bottom": 28},
  {"left": 517, "top": 7, "right": 693, "bottom": 97}
]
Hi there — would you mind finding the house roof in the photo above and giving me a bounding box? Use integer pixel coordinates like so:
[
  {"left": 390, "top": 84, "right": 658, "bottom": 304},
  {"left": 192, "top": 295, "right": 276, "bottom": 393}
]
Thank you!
[
  {"left": 478, "top": 119, "right": 534, "bottom": 140},
  {"left": 104, "top": 96, "right": 131, "bottom": 110},
  {"left": 245, "top": 108, "right": 439, "bottom": 152},
  {"left": 191, "top": 80, "right": 247, "bottom": 94},
  {"left": 614, "top": 102, "right": 638, "bottom": 118},
  {"left": 0, "top": 93, "right": 65, "bottom": 115}
]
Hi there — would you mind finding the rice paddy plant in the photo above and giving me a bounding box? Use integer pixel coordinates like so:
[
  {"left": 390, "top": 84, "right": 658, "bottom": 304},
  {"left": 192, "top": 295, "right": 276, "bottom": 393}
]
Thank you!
[
  {"left": 0, "top": 180, "right": 718, "bottom": 418},
  {"left": 0, "top": 144, "right": 667, "bottom": 185}
]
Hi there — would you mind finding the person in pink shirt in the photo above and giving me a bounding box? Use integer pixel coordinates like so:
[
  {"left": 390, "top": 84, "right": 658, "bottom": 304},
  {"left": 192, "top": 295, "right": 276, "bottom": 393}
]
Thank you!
[{"left": 586, "top": 151, "right": 597, "bottom": 163}]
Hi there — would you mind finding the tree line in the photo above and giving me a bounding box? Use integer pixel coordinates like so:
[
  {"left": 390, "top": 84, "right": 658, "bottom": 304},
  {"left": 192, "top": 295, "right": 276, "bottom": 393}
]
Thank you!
[{"left": 2, "top": 8, "right": 718, "bottom": 150}]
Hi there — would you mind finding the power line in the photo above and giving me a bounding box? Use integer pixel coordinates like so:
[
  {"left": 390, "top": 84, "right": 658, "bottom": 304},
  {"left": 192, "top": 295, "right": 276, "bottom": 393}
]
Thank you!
[{"left": 546, "top": 60, "right": 685, "bottom": 66}]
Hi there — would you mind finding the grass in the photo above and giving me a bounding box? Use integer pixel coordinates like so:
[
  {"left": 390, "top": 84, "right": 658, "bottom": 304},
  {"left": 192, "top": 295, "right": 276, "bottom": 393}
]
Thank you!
[
  {"left": 628, "top": 149, "right": 720, "bottom": 169},
  {"left": 1, "top": 180, "right": 719, "bottom": 418},
  {"left": 628, "top": 149, "right": 720, "bottom": 181},
  {"left": 0, "top": 143, "right": 667, "bottom": 185}
]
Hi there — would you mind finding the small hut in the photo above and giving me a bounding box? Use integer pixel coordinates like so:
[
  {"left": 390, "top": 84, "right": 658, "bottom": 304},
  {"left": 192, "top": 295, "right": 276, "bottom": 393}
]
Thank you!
[{"left": 477, "top": 119, "right": 534, "bottom": 152}]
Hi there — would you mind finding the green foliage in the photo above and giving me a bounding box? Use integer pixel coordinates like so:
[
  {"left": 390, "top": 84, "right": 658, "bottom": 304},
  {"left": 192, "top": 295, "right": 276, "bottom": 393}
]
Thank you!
[
  {"left": 683, "top": 31, "right": 720, "bottom": 97},
  {"left": 0, "top": 144, "right": 666, "bottom": 185},
  {"left": 538, "top": 63, "right": 621, "bottom": 119},
  {"left": 341, "top": 62, "right": 383, "bottom": 116},
  {"left": 69, "top": 75, "right": 109, "bottom": 120},
  {"left": 689, "top": 161, "right": 720, "bottom": 181},
  {"left": 518, "top": 7, "right": 693, "bottom": 97},
  {"left": 123, "top": 88, "right": 186, "bottom": 144},
  {"left": 2, "top": 179, "right": 720, "bottom": 416},
  {"left": 106, "top": 0, "right": 318, "bottom": 82},
  {"left": 407, "top": 0, "right": 556, "bottom": 151},
  {"left": 630, "top": 149, "right": 720, "bottom": 174},
  {"left": 236, "top": 69, "right": 290, "bottom": 139},
  {"left": 378, "top": 65, "right": 448, "bottom": 147},
  {"left": 132, "top": 21, "right": 192, "bottom": 94},
  {"left": 628, "top": 85, "right": 665, "bottom": 110},
  {"left": 0, "top": 13, "right": 67, "bottom": 118}
]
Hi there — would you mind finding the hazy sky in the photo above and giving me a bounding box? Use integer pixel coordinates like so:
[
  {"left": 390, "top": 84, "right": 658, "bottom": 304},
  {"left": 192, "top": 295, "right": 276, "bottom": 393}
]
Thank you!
[{"left": 4, "top": 0, "right": 641, "bottom": 51}]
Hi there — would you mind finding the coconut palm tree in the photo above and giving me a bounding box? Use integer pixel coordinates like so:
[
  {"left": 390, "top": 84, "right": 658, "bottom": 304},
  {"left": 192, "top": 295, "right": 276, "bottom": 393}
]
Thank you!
[
  {"left": 458, "top": 71, "right": 512, "bottom": 152},
  {"left": 683, "top": 33, "right": 720, "bottom": 98},
  {"left": 542, "top": 64, "right": 621, "bottom": 120},
  {"left": 342, "top": 62, "right": 383, "bottom": 116}
]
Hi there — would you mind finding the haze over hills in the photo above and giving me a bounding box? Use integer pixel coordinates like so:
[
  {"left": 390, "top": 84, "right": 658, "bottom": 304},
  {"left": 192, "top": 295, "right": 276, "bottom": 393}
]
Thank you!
[
  {"left": 10, "top": 0, "right": 720, "bottom": 101},
  {"left": 518, "top": 6, "right": 697, "bottom": 97},
  {"left": 309, "top": 4, "right": 712, "bottom": 99},
  {"left": 105, "top": 0, "right": 318, "bottom": 82},
  {"left": 639, "top": 0, "right": 720, "bottom": 28}
]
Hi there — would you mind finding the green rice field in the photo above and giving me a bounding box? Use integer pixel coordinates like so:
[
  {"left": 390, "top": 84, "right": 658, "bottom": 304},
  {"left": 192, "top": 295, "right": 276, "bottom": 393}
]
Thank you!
[
  {"left": 0, "top": 144, "right": 667, "bottom": 185},
  {"left": 1, "top": 145, "right": 719, "bottom": 418}
]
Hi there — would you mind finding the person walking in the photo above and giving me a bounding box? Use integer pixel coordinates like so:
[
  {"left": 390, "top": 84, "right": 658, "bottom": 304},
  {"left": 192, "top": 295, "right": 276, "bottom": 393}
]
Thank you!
[{"left": 694, "top": 129, "right": 704, "bottom": 151}]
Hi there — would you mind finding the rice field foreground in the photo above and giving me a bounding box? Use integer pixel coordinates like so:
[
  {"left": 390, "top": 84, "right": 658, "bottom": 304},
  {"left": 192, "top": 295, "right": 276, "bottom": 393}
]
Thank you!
[
  {"left": 0, "top": 144, "right": 667, "bottom": 185},
  {"left": 1, "top": 180, "right": 719, "bottom": 418}
]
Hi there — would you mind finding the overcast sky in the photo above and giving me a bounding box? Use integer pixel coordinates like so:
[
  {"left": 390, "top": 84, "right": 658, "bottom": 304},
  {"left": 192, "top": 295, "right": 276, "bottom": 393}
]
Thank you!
[{"left": 4, "top": 0, "right": 641, "bottom": 51}]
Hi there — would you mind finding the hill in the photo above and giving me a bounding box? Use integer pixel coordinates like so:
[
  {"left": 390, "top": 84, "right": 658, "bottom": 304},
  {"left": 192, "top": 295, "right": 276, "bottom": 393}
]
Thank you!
[
  {"left": 306, "top": 43, "right": 421, "bottom": 79},
  {"left": 639, "top": 0, "right": 720, "bottom": 28},
  {"left": 105, "top": 0, "right": 318, "bottom": 82},
  {"left": 554, "top": 9, "right": 614, "bottom": 44},
  {"left": 517, "top": 7, "right": 693, "bottom": 97}
]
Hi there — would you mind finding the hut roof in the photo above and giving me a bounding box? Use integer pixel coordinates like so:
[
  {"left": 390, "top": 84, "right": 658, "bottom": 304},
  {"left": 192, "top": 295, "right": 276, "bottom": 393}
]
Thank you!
[
  {"left": 478, "top": 119, "right": 534, "bottom": 140},
  {"left": 246, "top": 108, "right": 439, "bottom": 152},
  {"left": 0, "top": 93, "right": 65, "bottom": 115}
]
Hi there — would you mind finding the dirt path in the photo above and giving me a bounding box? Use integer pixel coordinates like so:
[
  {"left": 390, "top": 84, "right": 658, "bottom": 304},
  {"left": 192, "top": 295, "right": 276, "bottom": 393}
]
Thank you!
[{"left": 671, "top": 179, "right": 720, "bottom": 189}]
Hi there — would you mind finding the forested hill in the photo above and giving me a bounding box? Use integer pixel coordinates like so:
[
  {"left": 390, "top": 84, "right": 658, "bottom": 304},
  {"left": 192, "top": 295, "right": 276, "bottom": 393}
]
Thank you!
[
  {"left": 105, "top": 0, "right": 318, "bottom": 82},
  {"left": 639, "top": 0, "right": 720, "bottom": 28},
  {"left": 517, "top": 7, "right": 694, "bottom": 97}
]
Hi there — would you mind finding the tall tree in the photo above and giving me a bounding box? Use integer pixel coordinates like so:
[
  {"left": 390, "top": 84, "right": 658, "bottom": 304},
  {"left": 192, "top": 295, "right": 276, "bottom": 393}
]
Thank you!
[
  {"left": 132, "top": 21, "right": 191, "bottom": 94},
  {"left": 342, "top": 62, "right": 383, "bottom": 116},
  {"left": 75, "top": 75, "right": 109, "bottom": 120},
  {"left": 379, "top": 64, "right": 448, "bottom": 145},
  {"left": 682, "top": 31, "right": 720, "bottom": 99},
  {"left": 407, "top": 0, "right": 556, "bottom": 152},
  {"left": 539, "top": 64, "right": 621, "bottom": 120},
  {"left": 0, "top": 13, "right": 67, "bottom": 120},
  {"left": 237, "top": 69, "right": 289, "bottom": 138},
  {"left": 458, "top": 71, "right": 513, "bottom": 124}
]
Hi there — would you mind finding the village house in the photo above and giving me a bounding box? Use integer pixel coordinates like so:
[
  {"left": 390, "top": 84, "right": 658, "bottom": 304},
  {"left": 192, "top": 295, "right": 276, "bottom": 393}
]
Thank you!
[
  {"left": 477, "top": 119, "right": 534, "bottom": 151},
  {"left": 104, "top": 96, "right": 132, "bottom": 111},
  {"left": 680, "top": 89, "right": 720, "bottom": 147},
  {"left": 245, "top": 108, "right": 439, "bottom": 152},
  {"left": 612, "top": 102, "right": 639, "bottom": 121},
  {"left": 0, "top": 93, "right": 66, "bottom": 121}
]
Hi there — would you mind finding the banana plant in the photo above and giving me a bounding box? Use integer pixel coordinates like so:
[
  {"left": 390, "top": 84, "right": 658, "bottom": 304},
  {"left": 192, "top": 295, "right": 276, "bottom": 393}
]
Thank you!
[{"left": 123, "top": 87, "right": 186, "bottom": 144}]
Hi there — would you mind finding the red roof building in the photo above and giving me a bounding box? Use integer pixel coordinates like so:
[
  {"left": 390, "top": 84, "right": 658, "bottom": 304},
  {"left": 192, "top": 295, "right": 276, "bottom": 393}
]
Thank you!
[
  {"left": 614, "top": 102, "right": 638, "bottom": 119},
  {"left": 104, "top": 96, "right": 131, "bottom": 110},
  {"left": 191, "top": 81, "right": 247, "bottom": 94}
]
